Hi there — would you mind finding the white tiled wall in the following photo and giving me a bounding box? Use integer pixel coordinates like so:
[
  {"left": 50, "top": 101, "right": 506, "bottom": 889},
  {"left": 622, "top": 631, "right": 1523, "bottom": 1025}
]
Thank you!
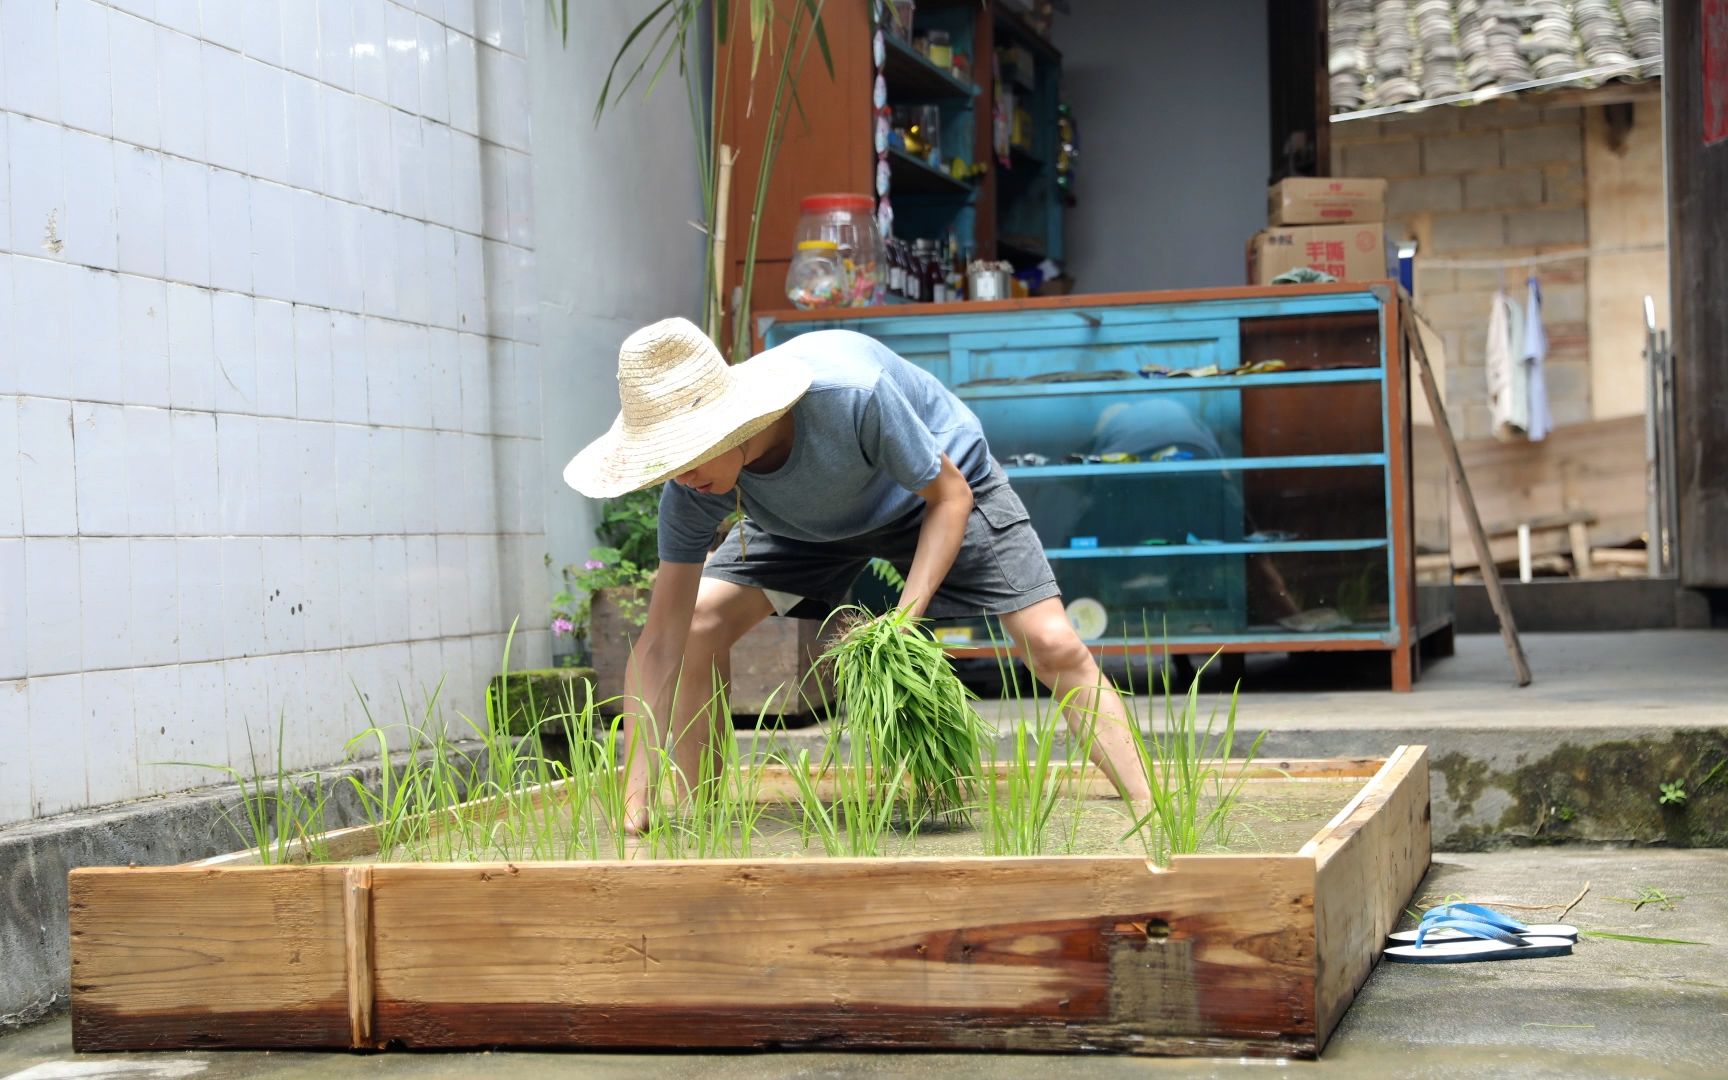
[{"left": 1, "top": 0, "right": 551, "bottom": 824}]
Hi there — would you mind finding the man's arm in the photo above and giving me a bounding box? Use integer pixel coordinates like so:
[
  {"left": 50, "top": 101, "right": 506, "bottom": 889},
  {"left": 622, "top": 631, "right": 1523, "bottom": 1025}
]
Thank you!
[
  {"left": 621, "top": 560, "right": 703, "bottom": 825},
  {"left": 897, "top": 453, "right": 973, "bottom": 617}
]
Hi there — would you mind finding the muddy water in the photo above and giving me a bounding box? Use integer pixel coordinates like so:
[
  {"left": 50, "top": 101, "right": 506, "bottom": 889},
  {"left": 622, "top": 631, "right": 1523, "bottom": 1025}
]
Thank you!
[{"left": 357, "top": 778, "right": 1361, "bottom": 864}]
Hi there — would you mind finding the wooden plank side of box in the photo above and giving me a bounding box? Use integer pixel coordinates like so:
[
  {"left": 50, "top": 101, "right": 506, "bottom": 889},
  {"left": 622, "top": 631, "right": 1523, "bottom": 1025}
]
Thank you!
[
  {"left": 1308, "top": 745, "right": 1432, "bottom": 1050},
  {"left": 367, "top": 854, "right": 1320, "bottom": 1056},
  {"left": 70, "top": 865, "right": 353, "bottom": 1051}
]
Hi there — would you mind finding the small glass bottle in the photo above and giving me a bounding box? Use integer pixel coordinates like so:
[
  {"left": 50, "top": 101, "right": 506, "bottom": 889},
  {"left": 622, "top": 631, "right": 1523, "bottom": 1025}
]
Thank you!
[
  {"left": 926, "top": 29, "right": 952, "bottom": 70},
  {"left": 929, "top": 252, "right": 948, "bottom": 304}
]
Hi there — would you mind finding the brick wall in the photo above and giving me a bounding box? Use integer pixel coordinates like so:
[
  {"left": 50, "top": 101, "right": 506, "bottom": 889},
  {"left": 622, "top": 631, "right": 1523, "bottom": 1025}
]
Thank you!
[{"left": 1332, "top": 99, "right": 1591, "bottom": 439}]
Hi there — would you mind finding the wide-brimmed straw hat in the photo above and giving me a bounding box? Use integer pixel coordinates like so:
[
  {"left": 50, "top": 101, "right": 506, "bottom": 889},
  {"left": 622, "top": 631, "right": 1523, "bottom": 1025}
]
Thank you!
[{"left": 563, "top": 318, "right": 811, "bottom": 499}]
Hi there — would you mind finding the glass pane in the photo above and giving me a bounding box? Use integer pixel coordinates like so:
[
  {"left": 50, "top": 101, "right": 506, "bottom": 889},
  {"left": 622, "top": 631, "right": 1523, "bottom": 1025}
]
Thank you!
[{"left": 925, "top": 547, "right": 1393, "bottom": 646}]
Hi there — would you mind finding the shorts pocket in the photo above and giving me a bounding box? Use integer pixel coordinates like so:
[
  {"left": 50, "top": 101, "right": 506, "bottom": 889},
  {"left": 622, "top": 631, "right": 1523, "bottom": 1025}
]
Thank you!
[{"left": 974, "top": 491, "right": 1047, "bottom": 593}]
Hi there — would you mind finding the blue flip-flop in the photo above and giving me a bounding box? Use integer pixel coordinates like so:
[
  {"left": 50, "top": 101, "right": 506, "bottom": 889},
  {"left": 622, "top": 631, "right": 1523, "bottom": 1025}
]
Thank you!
[
  {"left": 1382, "top": 915, "right": 1574, "bottom": 964},
  {"left": 1387, "top": 902, "right": 1578, "bottom": 945}
]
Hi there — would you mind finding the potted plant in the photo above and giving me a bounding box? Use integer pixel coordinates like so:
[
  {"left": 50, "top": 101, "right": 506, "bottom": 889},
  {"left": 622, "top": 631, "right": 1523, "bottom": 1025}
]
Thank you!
[
  {"left": 552, "top": 545, "right": 657, "bottom": 708},
  {"left": 551, "top": 484, "right": 834, "bottom": 723}
]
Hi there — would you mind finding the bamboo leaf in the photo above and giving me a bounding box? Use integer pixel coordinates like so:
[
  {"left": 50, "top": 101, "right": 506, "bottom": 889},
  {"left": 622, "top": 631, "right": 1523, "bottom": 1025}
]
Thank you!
[
  {"left": 799, "top": 0, "right": 835, "bottom": 77},
  {"left": 594, "top": 0, "right": 676, "bottom": 124},
  {"left": 749, "top": 0, "right": 770, "bottom": 81}
]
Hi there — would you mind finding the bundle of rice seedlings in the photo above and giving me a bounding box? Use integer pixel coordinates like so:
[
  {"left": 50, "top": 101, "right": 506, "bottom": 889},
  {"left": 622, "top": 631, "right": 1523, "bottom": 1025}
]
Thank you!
[{"left": 820, "top": 605, "right": 990, "bottom": 826}]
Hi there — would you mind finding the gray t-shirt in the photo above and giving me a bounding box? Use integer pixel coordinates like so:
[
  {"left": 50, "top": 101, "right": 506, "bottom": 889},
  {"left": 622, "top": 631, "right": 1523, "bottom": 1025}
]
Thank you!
[{"left": 658, "top": 330, "right": 991, "bottom": 564}]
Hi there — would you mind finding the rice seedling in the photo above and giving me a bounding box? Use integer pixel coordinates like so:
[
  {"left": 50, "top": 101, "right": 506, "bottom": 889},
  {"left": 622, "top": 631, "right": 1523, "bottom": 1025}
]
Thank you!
[
  {"left": 820, "top": 605, "right": 990, "bottom": 826},
  {"left": 1117, "top": 649, "right": 1267, "bottom": 866},
  {"left": 787, "top": 729, "right": 907, "bottom": 858},
  {"left": 978, "top": 623, "right": 1100, "bottom": 856},
  {"left": 168, "top": 710, "right": 333, "bottom": 865},
  {"left": 981, "top": 701, "right": 1072, "bottom": 857}
]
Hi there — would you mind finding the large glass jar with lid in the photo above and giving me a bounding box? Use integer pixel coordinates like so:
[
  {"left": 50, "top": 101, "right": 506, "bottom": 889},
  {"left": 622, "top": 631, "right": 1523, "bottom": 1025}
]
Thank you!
[{"left": 787, "top": 193, "right": 886, "bottom": 307}]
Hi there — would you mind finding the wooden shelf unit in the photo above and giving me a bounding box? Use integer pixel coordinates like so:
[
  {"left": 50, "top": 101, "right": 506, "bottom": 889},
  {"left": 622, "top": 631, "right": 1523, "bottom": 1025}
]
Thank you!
[
  {"left": 716, "top": 0, "right": 1072, "bottom": 337},
  {"left": 758, "top": 282, "right": 1458, "bottom": 691}
]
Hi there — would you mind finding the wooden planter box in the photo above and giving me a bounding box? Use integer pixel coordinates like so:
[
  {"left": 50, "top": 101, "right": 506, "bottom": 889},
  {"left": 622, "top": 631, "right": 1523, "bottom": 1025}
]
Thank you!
[
  {"left": 68, "top": 747, "right": 1428, "bottom": 1058},
  {"left": 590, "top": 587, "right": 835, "bottom": 719}
]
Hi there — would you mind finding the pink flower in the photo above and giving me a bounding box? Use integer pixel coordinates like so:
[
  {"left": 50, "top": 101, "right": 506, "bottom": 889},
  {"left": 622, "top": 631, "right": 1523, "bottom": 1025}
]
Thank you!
[
  {"left": 584, "top": 559, "right": 606, "bottom": 571},
  {"left": 551, "top": 616, "right": 575, "bottom": 636}
]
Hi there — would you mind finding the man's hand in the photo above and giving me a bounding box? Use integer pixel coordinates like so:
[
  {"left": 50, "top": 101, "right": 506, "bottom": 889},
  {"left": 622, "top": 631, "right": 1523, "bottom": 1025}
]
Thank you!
[
  {"left": 898, "top": 454, "right": 973, "bottom": 618},
  {"left": 620, "top": 561, "right": 702, "bottom": 832}
]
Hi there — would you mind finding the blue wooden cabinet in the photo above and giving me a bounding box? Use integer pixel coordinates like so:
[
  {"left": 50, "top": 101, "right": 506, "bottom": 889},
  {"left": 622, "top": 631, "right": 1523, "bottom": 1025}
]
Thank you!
[{"left": 758, "top": 283, "right": 1455, "bottom": 689}]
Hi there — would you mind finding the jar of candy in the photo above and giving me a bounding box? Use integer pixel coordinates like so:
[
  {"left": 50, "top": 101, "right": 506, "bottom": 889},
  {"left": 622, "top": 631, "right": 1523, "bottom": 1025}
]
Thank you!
[
  {"left": 785, "top": 240, "right": 847, "bottom": 309},
  {"left": 789, "top": 193, "right": 886, "bottom": 307}
]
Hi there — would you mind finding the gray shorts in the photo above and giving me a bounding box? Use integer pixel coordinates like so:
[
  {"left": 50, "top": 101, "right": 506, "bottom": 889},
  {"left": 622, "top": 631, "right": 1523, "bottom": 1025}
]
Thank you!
[{"left": 702, "top": 469, "right": 1061, "bottom": 620}]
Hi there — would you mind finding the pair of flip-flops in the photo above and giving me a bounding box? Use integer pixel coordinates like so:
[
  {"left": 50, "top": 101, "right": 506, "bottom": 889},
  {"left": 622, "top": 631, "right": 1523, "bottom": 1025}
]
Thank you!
[{"left": 1382, "top": 902, "right": 1578, "bottom": 964}]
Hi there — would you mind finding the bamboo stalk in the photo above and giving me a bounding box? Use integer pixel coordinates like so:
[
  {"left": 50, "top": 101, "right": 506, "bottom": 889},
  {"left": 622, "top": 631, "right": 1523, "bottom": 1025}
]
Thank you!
[
  {"left": 711, "top": 145, "right": 737, "bottom": 345},
  {"left": 732, "top": 0, "right": 830, "bottom": 361}
]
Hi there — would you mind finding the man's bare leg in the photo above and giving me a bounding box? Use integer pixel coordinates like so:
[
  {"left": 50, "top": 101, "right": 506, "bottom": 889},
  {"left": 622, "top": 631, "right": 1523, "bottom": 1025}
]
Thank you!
[
  {"left": 623, "top": 578, "right": 772, "bottom": 823},
  {"left": 998, "top": 597, "right": 1152, "bottom": 804}
]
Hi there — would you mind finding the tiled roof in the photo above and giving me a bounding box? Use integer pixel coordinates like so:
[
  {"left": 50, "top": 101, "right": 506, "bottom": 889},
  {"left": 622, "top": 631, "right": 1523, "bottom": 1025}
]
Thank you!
[{"left": 1329, "top": 0, "right": 1663, "bottom": 113}]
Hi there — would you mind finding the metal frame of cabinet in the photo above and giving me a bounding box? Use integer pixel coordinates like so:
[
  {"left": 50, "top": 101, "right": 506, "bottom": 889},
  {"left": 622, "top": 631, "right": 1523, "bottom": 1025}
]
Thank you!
[{"left": 757, "top": 282, "right": 1455, "bottom": 691}]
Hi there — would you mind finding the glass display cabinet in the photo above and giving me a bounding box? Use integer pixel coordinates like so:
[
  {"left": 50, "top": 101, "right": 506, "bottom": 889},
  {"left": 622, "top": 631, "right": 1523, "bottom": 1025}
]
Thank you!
[{"left": 757, "top": 283, "right": 1455, "bottom": 690}]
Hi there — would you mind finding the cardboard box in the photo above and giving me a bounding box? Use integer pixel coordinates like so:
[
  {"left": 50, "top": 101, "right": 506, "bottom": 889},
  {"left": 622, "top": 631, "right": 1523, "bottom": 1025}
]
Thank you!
[
  {"left": 1268, "top": 177, "right": 1388, "bottom": 225},
  {"left": 1247, "top": 223, "right": 1388, "bottom": 284}
]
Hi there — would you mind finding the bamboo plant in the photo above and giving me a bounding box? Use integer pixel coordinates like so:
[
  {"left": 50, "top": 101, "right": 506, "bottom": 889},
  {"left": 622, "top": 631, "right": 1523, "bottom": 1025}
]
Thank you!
[{"left": 560, "top": 0, "right": 840, "bottom": 357}]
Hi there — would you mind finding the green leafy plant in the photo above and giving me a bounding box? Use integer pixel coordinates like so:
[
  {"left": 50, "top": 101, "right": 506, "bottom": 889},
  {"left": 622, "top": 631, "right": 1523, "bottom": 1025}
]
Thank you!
[
  {"left": 1659, "top": 779, "right": 1688, "bottom": 806},
  {"left": 820, "top": 605, "right": 991, "bottom": 826},
  {"left": 867, "top": 557, "right": 906, "bottom": 591},
  {"left": 1118, "top": 650, "right": 1267, "bottom": 866},
  {"left": 1607, "top": 886, "right": 1684, "bottom": 912},
  {"left": 550, "top": 488, "right": 661, "bottom": 649},
  {"left": 551, "top": 545, "right": 657, "bottom": 642},
  {"left": 596, "top": 485, "right": 662, "bottom": 570}
]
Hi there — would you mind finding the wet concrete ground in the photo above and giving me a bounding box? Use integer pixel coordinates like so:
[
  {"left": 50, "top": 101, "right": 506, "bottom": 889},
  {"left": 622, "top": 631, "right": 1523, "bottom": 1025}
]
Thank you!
[{"left": 4, "top": 847, "right": 1723, "bottom": 1080}]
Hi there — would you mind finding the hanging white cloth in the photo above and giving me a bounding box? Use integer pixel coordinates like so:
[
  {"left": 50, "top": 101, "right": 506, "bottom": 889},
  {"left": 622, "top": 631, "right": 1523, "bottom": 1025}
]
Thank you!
[
  {"left": 1486, "top": 289, "right": 1528, "bottom": 441},
  {"left": 1522, "top": 275, "right": 1553, "bottom": 441}
]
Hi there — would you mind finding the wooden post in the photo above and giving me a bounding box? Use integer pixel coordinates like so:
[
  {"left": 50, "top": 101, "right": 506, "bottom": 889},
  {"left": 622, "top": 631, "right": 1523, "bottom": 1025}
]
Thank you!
[
  {"left": 1567, "top": 519, "right": 1594, "bottom": 577},
  {"left": 1402, "top": 300, "right": 1532, "bottom": 686},
  {"left": 344, "top": 866, "right": 376, "bottom": 1050}
]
